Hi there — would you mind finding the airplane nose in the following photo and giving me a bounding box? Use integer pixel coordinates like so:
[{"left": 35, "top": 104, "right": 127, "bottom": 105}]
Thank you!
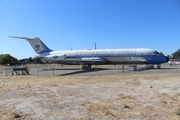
[{"left": 165, "top": 56, "right": 170, "bottom": 62}]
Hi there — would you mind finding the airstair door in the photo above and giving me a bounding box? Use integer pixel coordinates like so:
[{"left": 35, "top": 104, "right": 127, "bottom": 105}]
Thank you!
[{"left": 148, "top": 55, "right": 152, "bottom": 60}]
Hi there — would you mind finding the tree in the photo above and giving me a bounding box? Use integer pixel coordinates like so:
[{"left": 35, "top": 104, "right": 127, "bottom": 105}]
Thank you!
[
  {"left": 166, "top": 54, "right": 172, "bottom": 59},
  {"left": 0, "top": 54, "right": 18, "bottom": 65},
  {"left": 33, "top": 57, "right": 44, "bottom": 64},
  {"left": 19, "top": 57, "right": 44, "bottom": 64},
  {"left": 171, "top": 49, "right": 180, "bottom": 59},
  {"left": 28, "top": 57, "right": 33, "bottom": 63}
]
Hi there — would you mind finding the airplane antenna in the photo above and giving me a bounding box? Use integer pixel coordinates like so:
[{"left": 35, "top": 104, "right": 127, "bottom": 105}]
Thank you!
[{"left": 95, "top": 43, "right": 96, "bottom": 50}]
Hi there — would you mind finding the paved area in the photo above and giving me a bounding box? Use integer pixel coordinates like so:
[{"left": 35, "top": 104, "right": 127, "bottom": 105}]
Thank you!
[{"left": 29, "top": 64, "right": 180, "bottom": 76}]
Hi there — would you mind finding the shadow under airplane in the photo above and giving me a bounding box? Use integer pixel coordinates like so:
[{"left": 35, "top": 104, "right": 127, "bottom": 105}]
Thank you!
[{"left": 57, "top": 68, "right": 109, "bottom": 76}]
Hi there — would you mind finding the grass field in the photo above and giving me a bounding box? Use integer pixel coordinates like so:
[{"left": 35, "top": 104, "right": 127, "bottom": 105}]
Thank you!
[{"left": 0, "top": 73, "right": 180, "bottom": 120}]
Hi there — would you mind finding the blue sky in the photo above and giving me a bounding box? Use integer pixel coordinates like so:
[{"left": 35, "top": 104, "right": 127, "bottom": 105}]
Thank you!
[{"left": 0, "top": 0, "right": 180, "bottom": 59}]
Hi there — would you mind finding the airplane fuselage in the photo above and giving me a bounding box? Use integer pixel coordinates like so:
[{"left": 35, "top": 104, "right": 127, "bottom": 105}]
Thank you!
[{"left": 41, "top": 48, "right": 168, "bottom": 65}]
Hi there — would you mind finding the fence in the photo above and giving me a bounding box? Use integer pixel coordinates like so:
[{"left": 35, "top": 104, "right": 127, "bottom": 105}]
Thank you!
[{"left": 0, "top": 63, "right": 180, "bottom": 76}]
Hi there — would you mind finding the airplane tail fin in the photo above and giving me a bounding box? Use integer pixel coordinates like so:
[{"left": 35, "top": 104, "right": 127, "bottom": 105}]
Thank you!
[{"left": 9, "top": 36, "right": 52, "bottom": 54}]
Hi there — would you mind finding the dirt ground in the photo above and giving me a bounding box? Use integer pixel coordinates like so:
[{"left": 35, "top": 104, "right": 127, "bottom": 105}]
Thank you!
[{"left": 0, "top": 73, "right": 180, "bottom": 120}]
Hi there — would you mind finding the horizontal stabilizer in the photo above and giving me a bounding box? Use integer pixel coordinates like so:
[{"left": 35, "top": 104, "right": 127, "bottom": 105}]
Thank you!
[
  {"left": 9, "top": 36, "right": 52, "bottom": 54},
  {"left": 9, "top": 36, "right": 31, "bottom": 40}
]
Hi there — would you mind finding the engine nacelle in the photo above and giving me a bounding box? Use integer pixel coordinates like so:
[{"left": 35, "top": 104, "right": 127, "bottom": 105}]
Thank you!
[{"left": 44, "top": 54, "right": 67, "bottom": 61}]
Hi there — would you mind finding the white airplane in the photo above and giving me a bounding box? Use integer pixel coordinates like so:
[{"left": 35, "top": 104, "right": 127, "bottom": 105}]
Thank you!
[{"left": 9, "top": 36, "right": 169, "bottom": 69}]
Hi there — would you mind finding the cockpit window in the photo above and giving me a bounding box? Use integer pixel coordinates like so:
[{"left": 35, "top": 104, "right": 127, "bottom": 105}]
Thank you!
[{"left": 154, "top": 51, "right": 162, "bottom": 56}]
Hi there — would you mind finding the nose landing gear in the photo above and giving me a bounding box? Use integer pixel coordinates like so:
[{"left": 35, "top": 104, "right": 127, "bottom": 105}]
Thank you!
[{"left": 157, "top": 64, "right": 161, "bottom": 69}]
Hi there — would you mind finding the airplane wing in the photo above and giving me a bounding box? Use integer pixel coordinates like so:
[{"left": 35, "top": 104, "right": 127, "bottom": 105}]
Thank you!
[
  {"left": 80, "top": 57, "right": 105, "bottom": 64},
  {"left": 66, "top": 57, "right": 105, "bottom": 65}
]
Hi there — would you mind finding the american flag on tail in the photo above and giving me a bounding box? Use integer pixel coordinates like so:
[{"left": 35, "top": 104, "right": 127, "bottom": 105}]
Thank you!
[{"left": 35, "top": 44, "right": 40, "bottom": 50}]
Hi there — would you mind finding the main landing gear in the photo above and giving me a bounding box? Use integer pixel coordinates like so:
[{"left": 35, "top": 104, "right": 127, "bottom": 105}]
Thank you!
[{"left": 82, "top": 65, "right": 92, "bottom": 69}]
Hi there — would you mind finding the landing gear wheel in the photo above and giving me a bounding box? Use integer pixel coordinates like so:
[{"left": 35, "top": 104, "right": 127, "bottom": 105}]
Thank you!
[
  {"left": 82, "top": 65, "right": 86, "bottom": 69},
  {"left": 87, "top": 65, "right": 91, "bottom": 69},
  {"left": 82, "top": 65, "right": 92, "bottom": 69}
]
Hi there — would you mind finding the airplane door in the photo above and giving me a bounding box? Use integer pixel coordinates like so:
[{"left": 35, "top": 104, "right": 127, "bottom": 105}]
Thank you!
[{"left": 148, "top": 55, "right": 152, "bottom": 60}]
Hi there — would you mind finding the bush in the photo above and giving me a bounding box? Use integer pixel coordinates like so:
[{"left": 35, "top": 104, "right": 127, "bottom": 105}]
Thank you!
[
  {"left": 124, "top": 105, "right": 131, "bottom": 109},
  {"left": 13, "top": 113, "right": 20, "bottom": 118},
  {"left": 177, "top": 109, "right": 180, "bottom": 116}
]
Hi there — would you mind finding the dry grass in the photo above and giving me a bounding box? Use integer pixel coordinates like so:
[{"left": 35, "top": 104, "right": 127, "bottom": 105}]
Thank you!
[
  {"left": 0, "top": 73, "right": 180, "bottom": 119},
  {"left": 0, "top": 73, "right": 179, "bottom": 87}
]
